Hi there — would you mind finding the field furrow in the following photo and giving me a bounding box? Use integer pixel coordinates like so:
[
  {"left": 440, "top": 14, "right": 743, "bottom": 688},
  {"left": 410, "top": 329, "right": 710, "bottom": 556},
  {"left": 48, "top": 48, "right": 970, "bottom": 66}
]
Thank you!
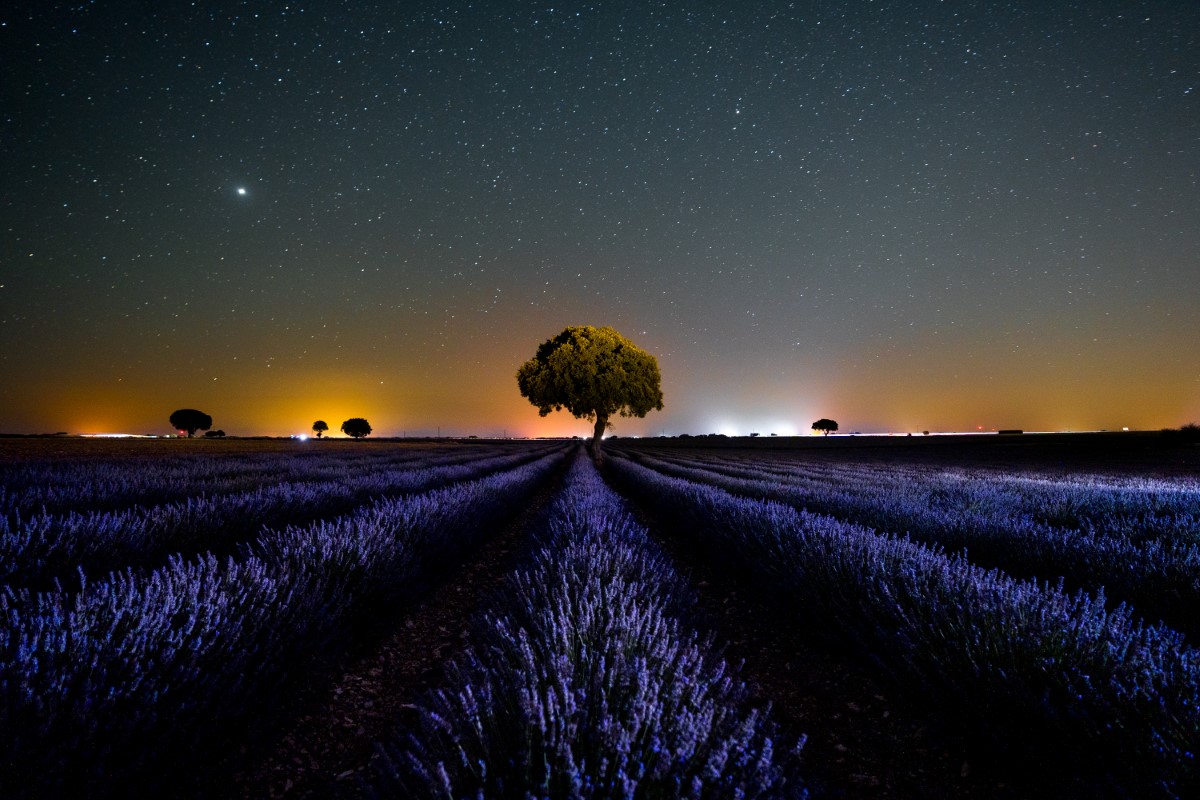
[
  {"left": 368, "top": 451, "right": 803, "bottom": 798},
  {"left": 606, "top": 452, "right": 1200, "bottom": 799},
  {"left": 1, "top": 444, "right": 563, "bottom": 591},
  {"left": 615, "top": 447, "right": 1200, "bottom": 641},
  {"left": 0, "top": 447, "right": 566, "bottom": 799},
  {"left": 4, "top": 437, "right": 1197, "bottom": 799}
]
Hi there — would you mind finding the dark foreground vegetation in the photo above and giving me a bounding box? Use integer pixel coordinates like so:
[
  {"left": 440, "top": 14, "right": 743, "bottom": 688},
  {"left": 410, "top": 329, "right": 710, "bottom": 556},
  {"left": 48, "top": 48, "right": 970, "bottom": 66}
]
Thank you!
[{"left": 1, "top": 434, "right": 1197, "bottom": 798}]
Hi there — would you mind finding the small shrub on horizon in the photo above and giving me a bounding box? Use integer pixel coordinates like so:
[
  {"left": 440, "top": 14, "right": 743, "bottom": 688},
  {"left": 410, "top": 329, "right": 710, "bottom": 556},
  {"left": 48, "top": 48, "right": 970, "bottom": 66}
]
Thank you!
[{"left": 1162, "top": 423, "right": 1200, "bottom": 443}]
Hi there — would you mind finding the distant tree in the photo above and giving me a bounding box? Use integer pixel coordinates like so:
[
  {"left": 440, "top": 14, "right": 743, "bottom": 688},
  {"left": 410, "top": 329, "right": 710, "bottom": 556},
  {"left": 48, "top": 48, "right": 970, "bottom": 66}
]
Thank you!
[
  {"left": 312, "top": 420, "right": 329, "bottom": 438},
  {"left": 812, "top": 418, "right": 839, "bottom": 436},
  {"left": 203, "top": 429, "right": 226, "bottom": 438},
  {"left": 1162, "top": 423, "right": 1200, "bottom": 443},
  {"left": 170, "top": 408, "right": 212, "bottom": 438},
  {"left": 517, "top": 325, "right": 664, "bottom": 464},
  {"left": 341, "top": 418, "right": 372, "bottom": 439}
]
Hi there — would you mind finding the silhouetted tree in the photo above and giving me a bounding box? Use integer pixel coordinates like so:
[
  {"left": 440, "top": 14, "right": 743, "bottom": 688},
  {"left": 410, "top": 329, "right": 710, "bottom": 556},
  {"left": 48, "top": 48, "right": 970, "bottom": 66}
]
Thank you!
[
  {"left": 812, "top": 418, "right": 839, "bottom": 436},
  {"left": 1162, "top": 423, "right": 1200, "bottom": 443},
  {"left": 170, "top": 409, "right": 212, "bottom": 438},
  {"left": 203, "top": 429, "right": 226, "bottom": 438},
  {"left": 517, "top": 325, "right": 663, "bottom": 464},
  {"left": 341, "top": 418, "right": 372, "bottom": 439},
  {"left": 312, "top": 420, "right": 329, "bottom": 438}
]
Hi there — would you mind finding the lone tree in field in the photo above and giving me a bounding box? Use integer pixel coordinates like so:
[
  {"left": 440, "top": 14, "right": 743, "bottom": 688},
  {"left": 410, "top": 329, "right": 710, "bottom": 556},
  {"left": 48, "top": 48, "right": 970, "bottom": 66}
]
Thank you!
[
  {"left": 812, "top": 418, "right": 839, "bottom": 436},
  {"left": 341, "top": 417, "right": 372, "bottom": 439},
  {"left": 170, "top": 408, "right": 213, "bottom": 438},
  {"left": 312, "top": 420, "right": 329, "bottom": 438},
  {"left": 517, "top": 325, "right": 663, "bottom": 464}
]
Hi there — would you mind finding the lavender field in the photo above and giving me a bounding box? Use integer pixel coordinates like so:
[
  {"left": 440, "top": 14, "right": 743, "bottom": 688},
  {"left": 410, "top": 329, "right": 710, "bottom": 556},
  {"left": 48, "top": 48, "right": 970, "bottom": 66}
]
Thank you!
[{"left": 2, "top": 437, "right": 1198, "bottom": 799}]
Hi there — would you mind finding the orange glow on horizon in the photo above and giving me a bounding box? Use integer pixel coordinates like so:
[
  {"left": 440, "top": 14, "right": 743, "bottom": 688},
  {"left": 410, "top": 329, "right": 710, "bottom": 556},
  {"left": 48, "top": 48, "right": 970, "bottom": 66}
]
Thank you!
[{"left": 8, "top": 337, "right": 1196, "bottom": 438}]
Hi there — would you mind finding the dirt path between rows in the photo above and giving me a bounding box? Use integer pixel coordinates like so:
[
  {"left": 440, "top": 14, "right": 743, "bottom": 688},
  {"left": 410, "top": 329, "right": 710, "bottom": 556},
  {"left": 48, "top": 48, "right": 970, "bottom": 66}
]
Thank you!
[
  {"left": 230, "top": 452, "right": 1034, "bottom": 799},
  {"left": 229, "top": 469, "right": 566, "bottom": 799},
  {"left": 608, "top": 472, "right": 1030, "bottom": 800}
]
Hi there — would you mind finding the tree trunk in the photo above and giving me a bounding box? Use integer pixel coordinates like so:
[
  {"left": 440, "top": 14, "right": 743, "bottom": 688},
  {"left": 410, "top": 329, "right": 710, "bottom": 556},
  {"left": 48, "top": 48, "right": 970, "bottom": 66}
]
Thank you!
[{"left": 590, "top": 415, "right": 608, "bottom": 464}]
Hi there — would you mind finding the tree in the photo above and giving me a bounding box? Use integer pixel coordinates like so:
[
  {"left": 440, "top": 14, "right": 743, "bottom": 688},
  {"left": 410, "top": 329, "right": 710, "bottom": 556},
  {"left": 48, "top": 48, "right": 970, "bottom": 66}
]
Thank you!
[
  {"left": 517, "top": 325, "right": 664, "bottom": 464},
  {"left": 170, "top": 408, "right": 212, "bottom": 438},
  {"left": 341, "top": 418, "right": 372, "bottom": 439},
  {"left": 1162, "top": 423, "right": 1200, "bottom": 443},
  {"left": 812, "top": 418, "right": 838, "bottom": 436},
  {"left": 312, "top": 420, "right": 329, "bottom": 438}
]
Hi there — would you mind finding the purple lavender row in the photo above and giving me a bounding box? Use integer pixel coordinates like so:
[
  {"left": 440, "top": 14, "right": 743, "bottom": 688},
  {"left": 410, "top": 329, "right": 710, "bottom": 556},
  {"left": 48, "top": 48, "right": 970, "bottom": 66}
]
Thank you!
[
  {"left": 638, "top": 449, "right": 1200, "bottom": 543},
  {"left": 0, "top": 444, "right": 564, "bottom": 594},
  {"left": 654, "top": 448, "right": 1200, "bottom": 546},
  {"left": 0, "top": 449, "right": 566, "bottom": 799},
  {"left": 0, "top": 444, "right": 525, "bottom": 518},
  {"left": 0, "top": 446, "right": 419, "bottom": 516},
  {"left": 617, "top": 449, "right": 1200, "bottom": 642},
  {"left": 607, "top": 454, "right": 1199, "bottom": 798},
  {"left": 368, "top": 452, "right": 805, "bottom": 799}
]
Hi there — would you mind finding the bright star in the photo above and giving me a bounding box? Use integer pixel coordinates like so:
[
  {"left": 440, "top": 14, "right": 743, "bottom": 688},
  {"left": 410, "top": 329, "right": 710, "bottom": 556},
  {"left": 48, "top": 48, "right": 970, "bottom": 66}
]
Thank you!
[{"left": 237, "top": 187, "right": 247, "bottom": 196}]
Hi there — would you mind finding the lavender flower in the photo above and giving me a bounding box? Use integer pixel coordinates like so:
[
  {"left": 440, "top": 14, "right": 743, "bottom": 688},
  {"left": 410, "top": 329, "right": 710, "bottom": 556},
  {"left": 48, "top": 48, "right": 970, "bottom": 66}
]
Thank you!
[{"left": 372, "top": 453, "right": 804, "bottom": 799}]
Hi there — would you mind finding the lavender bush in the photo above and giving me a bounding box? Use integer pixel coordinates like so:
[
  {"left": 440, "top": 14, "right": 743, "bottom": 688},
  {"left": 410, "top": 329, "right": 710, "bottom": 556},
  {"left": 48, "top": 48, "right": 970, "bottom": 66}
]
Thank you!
[
  {"left": 370, "top": 453, "right": 804, "bottom": 799},
  {"left": 1, "top": 444, "right": 562, "bottom": 591},
  {"left": 632, "top": 449, "right": 1200, "bottom": 543},
  {"left": 617, "top": 449, "right": 1200, "bottom": 641},
  {"left": 0, "top": 446, "right": 410, "bottom": 517},
  {"left": 0, "top": 443, "right": 549, "bottom": 518},
  {"left": 607, "top": 454, "right": 1199, "bottom": 799},
  {"left": 0, "top": 449, "right": 565, "bottom": 798}
]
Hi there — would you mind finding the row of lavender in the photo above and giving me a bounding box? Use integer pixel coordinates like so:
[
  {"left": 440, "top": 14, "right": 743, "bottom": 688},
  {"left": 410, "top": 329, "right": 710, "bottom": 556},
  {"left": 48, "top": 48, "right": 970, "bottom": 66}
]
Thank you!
[
  {"left": 0, "top": 443, "right": 531, "bottom": 518},
  {"left": 0, "top": 447, "right": 568, "bottom": 798},
  {"left": 1, "top": 444, "right": 559, "bottom": 591},
  {"left": 619, "top": 449, "right": 1200, "bottom": 641},
  {"left": 369, "top": 452, "right": 805, "bottom": 798},
  {"left": 640, "top": 449, "right": 1200, "bottom": 542},
  {"left": 606, "top": 454, "right": 1199, "bottom": 798}
]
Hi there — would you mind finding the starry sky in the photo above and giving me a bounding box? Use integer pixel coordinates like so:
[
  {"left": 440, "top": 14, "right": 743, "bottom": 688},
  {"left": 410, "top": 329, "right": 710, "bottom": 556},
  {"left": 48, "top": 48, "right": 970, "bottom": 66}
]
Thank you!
[{"left": 2, "top": 1, "right": 1198, "bottom": 437}]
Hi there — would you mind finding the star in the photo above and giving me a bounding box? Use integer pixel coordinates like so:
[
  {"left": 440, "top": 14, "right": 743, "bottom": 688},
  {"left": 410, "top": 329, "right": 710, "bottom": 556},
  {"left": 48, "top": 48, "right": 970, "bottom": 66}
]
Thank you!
[{"left": 236, "top": 187, "right": 247, "bottom": 196}]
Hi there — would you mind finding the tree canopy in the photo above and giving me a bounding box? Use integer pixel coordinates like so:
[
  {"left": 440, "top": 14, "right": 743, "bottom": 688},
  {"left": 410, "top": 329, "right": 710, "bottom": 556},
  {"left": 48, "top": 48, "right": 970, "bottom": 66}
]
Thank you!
[
  {"left": 812, "top": 418, "right": 839, "bottom": 436},
  {"left": 341, "top": 418, "right": 372, "bottom": 438},
  {"left": 169, "top": 408, "right": 212, "bottom": 438},
  {"left": 517, "top": 325, "right": 663, "bottom": 462},
  {"left": 312, "top": 420, "right": 329, "bottom": 438}
]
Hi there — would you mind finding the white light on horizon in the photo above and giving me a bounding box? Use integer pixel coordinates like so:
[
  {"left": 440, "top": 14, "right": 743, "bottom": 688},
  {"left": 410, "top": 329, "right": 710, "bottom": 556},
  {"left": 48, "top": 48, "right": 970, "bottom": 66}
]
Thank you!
[{"left": 80, "top": 433, "right": 154, "bottom": 438}]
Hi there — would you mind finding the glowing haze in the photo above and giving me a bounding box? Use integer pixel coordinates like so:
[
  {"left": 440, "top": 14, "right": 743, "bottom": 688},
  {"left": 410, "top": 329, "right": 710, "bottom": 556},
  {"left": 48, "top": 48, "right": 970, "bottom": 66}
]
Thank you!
[{"left": 2, "top": 2, "right": 1197, "bottom": 437}]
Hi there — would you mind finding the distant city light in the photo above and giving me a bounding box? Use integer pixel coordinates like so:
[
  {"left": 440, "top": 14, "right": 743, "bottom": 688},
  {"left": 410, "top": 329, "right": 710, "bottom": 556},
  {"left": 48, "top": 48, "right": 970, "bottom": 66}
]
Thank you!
[{"left": 80, "top": 433, "right": 156, "bottom": 438}]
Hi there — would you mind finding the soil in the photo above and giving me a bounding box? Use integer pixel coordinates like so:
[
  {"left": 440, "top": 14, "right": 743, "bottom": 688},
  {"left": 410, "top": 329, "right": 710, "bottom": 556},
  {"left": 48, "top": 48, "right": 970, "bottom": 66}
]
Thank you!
[
  {"left": 227, "top": 440, "right": 1187, "bottom": 798},
  {"left": 630, "top": 517, "right": 1026, "bottom": 800},
  {"left": 229, "top": 475, "right": 564, "bottom": 799},
  {"left": 228, "top": 492, "right": 1009, "bottom": 799},
  {"left": 11, "top": 437, "right": 1187, "bottom": 797}
]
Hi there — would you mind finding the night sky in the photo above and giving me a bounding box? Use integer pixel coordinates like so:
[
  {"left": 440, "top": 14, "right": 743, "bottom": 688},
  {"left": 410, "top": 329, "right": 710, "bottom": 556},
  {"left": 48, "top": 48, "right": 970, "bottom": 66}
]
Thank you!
[{"left": 3, "top": 1, "right": 1198, "bottom": 438}]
